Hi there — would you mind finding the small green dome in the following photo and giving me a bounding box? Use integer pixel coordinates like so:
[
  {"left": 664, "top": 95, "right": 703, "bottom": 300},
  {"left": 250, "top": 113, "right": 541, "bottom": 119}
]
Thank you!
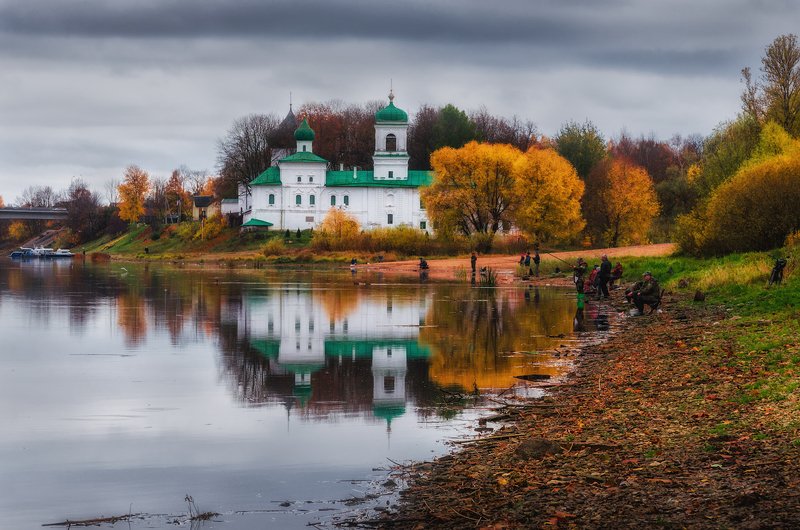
[
  {"left": 294, "top": 118, "right": 315, "bottom": 141},
  {"left": 375, "top": 94, "right": 408, "bottom": 123}
]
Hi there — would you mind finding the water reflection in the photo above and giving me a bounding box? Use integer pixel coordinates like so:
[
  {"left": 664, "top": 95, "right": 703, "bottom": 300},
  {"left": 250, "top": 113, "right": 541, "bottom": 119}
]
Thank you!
[{"left": 0, "top": 260, "right": 611, "bottom": 529}]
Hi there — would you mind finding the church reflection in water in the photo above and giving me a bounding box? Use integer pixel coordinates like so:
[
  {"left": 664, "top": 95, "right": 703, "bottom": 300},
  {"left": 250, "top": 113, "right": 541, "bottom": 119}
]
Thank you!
[{"left": 216, "top": 281, "right": 581, "bottom": 427}]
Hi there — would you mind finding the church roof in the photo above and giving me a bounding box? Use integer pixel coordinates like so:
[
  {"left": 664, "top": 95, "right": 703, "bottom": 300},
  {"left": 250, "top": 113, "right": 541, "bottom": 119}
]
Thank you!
[
  {"left": 251, "top": 166, "right": 281, "bottom": 185},
  {"left": 375, "top": 100, "right": 408, "bottom": 123},
  {"left": 294, "top": 118, "right": 315, "bottom": 141},
  {"left": 325, "top": 170, "right": 433, "bottom": 187},
  {"left": 280, "top": 151, "right": 328, "bottom": 164}
]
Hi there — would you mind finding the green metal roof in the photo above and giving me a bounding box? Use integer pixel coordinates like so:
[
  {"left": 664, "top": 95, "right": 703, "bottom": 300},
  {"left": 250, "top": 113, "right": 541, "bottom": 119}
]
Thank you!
[
  {"left": 251, "top": 166, "right": 281, "bottom": 186},
  {"left": 279, "top": 151, "right": 328, "bottom": 164},
  {"left": 325, "top": 170, "right": 432, "bottom": 188},
  {"left": 251, "top": 339, "right": 280, "bottom": 358},
  {"left": 241, "top": 218, "right": 274, "bottom": 228},
  {"left": 294, "top": 118, "right": 315, "bottom": 141},
  {"left": 375, "top": 100, "right": 408, "bottom": 123},
  {"left": 324, "top": 340, "right": 432, "bottom": 359}
]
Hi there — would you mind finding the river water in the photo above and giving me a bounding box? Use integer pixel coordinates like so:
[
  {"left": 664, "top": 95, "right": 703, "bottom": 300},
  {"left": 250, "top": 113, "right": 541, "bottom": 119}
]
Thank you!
[{"left": 0, "top": 259, "right": 611, "bottom": 529}]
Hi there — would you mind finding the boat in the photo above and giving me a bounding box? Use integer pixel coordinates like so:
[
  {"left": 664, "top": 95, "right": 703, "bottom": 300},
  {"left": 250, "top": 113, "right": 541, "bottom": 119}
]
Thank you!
[
  {"left": 47, "top": 249, "right": 75, "bottom": 258},
  {"left": 30, "top": 247, "right": 54, "bottom": 257},
  {"left": 9, "top": 247, "right": 34, "bottom": 259}
]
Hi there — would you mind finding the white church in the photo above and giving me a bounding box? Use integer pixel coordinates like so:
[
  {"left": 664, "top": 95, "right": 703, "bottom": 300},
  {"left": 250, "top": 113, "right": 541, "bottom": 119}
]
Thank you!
[{"left": 239, "top": 92, "right": 433, "bottom": 232}]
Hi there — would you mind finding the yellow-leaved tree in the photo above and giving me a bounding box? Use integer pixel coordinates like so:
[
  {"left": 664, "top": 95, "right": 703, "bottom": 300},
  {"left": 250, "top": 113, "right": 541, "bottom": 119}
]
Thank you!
[
  {"left": 117, "top": 165, "right": 150, "bottom": 223},
  {"left": 584, "top": 158, "right": 659, "bottom": 247},
  {"left": 423, "top": 141, "right": 586, "bottom": 250},
  {"left": 313, "top": 207, "right": 361, "bottom": 250},
  {"left": 422, "top": 142, "right": 519, "bottom": 251},
  {"left": 512, "top": 147, "right": 585, "bottom": 243}
]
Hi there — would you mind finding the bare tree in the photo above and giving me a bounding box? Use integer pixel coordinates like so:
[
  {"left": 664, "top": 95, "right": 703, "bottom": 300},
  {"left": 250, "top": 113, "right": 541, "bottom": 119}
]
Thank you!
[
  {"left": 104, "top": 178, "right": 120, "bottom": 205},
  {"left": 179, "top": 165, "right": 210, "bottom": 196},
  {"left": 16, "top": 185, "right": 60, "bottom": 208},
  {"left": 217, "top": 114, "right": 279, "bottom": 194}
]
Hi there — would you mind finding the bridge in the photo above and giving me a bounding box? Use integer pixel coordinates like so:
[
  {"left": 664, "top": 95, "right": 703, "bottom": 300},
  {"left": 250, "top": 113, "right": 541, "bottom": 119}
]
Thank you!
[{"left": 0, "top": 207, "right": 69, "bottom": 221}]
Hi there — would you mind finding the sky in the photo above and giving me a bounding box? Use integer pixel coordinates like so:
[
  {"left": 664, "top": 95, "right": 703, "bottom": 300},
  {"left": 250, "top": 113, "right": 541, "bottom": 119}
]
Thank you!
[{"left": 1, "top": 0, "right": 798, "bottom": 203}]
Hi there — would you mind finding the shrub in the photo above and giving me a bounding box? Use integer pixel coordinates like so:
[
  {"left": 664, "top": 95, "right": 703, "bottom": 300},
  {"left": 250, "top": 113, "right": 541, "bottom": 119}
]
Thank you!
[
  {"left": 262, "top": 237, "right": 286, "bottom": 256},
  {"left": 193, "top": 215, "right": 226, "bottom": 240},
  {"left": 677, "top": 153, "right": 800, "bottom": 256},
  {"left": 176, "top": 222, "right": 198, "bottom": 239}
]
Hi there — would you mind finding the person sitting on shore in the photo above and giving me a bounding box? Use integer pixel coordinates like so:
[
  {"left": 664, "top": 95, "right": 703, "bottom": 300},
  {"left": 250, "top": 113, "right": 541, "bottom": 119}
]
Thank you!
[
  {"left": 631, "top": 271, "right": 661, "bottom": 315},
  {"left": 419, "top": 258, "right": 429, "bottom": 270},
  {"left": 609, "top": 262, "right": 624, "bottom": 288},
  {"left": 584, "top": 265, "right": 599, "bottom": 295}
]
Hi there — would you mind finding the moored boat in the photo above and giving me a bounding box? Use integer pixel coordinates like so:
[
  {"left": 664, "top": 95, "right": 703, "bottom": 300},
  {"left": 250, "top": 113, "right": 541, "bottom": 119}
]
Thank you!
[
  {"left": 9, "top": 247, "right": 34, "bottom": 258},
  {"left": 47, "top": 249, "right": 75, "bottom": 258}
]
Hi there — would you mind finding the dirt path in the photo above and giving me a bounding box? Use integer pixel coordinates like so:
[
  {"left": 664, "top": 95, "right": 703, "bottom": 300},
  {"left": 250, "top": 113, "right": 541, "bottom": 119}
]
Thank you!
[
  {"left": 362, "top": 243, "right": 676, "bottom": 284},
  {"left": 359, "top": 289, "right": 800, "bottom": 529}
]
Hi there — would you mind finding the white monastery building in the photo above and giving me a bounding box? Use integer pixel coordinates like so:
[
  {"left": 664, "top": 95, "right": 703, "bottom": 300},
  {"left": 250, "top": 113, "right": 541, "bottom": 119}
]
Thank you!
[{"left": 240, "top": 92, "right": 433, "bottom": 232}]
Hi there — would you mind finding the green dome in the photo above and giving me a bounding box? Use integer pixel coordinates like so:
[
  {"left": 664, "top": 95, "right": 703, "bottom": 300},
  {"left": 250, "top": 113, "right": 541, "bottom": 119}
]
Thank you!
[
  {"left": 375, "top": 95, "right": 408, "bottom": 123},
  {"left": 294, "top": 118, "right": 315, "bottom": 141}
]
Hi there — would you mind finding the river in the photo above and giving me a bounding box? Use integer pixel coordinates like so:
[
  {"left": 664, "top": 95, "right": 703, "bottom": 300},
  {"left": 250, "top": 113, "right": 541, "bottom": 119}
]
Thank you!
[{"left": 0, "top": 258, "right": 612, "bottom": 529}]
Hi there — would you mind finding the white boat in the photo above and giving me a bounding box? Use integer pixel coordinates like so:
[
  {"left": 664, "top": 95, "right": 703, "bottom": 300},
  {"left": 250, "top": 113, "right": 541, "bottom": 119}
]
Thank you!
[
  {"left": 31, "top": 247, "right": 54, "bottom": 257},
  {"left": 48, "top": 249, "right": 75, "bottom": 258}
]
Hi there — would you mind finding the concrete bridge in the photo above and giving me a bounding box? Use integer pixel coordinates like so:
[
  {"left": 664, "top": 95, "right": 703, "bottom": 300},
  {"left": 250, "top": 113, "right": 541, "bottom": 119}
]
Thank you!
[{"left": 0, "top": 207, "right": 68, "bottom": 221}]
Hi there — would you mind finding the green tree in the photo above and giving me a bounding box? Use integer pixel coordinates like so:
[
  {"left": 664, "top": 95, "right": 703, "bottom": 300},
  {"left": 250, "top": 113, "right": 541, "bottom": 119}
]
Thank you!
[
  {"left": 692, "top": 116, "right": 761, "bottom": 196},
  {"left": 432, "top": 104, "right": 476, "bottom": 150},
  {"left": 554, "top": 120, "right": 607, "bottom": 180}
]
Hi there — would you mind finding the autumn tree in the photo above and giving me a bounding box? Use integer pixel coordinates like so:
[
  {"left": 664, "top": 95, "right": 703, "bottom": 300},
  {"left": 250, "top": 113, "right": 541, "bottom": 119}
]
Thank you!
[
  {"left": 423, "top": 142, "right": 519, "bottom": 250},
  {"left": 471, "top": 107, "right": 537, "bottom": 152},
  {"left": 16, "top": 185, "right": 60, "bottom": 208},
  {"left": 299, "top": 100, "right": 380, "bottom": 171},
  {"left": 741, "top": 34, "right": 800, "bottom": 136},
  {"left": 691, "top": 116, "right": 760, "bottom": 196},
  {"left": 117, "top": 165, "right": 150, "bottom": 223},
  {"left": 217, "top": 114, "right": 279, "bottom": 194},
  {"left": 554, "top": 120, "right": 607, "bottom": 180},
  {"left": 312, "top": 208, "right": 361, "bottom": 250},
  {"left": 165, "top": 170, "right": 191, "bottom": 220},
  {"left": 584, "top": 158, "right": 659, "bottom": 247},
  {"left": 512, "top": 147, "right": 585, "bottom": 243},
  {"left": 0, "top": 195, "right": 4, "bottom": 208},
  {"left": 677, "top": 150, "right": 800, "bottom": 255}
]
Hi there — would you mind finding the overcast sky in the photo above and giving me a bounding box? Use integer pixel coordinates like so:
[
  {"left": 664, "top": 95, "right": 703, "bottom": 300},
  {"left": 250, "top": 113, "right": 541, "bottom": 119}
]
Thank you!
[{"left": 0, "top": 0, "right": 797, "bottom": 203}]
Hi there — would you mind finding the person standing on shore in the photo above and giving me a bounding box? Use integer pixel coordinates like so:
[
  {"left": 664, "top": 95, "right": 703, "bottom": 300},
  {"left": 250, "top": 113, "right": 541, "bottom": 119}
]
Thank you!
[
  {"left": 597, "top": 254, "right": 612, "bottom": 299},
  {"left": 524, "top": 251, "right": 531, "bottom": 275},
  {"left": 533, "top": 248, "right": 541, "bottom": 277},
  {"left": 471, "top": 252, "right": 477, "bottom": 273}
]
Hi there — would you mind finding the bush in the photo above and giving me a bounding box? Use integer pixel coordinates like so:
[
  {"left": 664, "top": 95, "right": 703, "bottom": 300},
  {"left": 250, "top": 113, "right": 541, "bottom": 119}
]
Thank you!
[
  {"left": 676, "top": 153, "right": 800, "bottom": 256},
  {"left": 175, "top": 221, "right": 198, "bottom": 239},
  {"left": 262, "top": 237, "right": 286, "bottom": 256},
  {"left": 193, "top": 215, "right": 226, "bottom": 240}
]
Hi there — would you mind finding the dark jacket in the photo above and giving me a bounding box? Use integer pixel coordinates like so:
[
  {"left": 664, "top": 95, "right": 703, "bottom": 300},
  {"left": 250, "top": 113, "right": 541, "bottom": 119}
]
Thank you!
[
  {"left": 599, "top": 259, "right": 612, "bottom": 279},
  {"left": 639, "top": 278, "right": 660, "bottom": 298}
]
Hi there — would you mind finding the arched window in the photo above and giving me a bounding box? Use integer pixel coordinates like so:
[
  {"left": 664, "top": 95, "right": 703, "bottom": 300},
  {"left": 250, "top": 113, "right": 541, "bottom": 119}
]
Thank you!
[
  {"left": 386, "top": 193, "right": 395, "bottom": 207},
  {"left": 343, "top": 195, "right": 350, "bottom": 206},
  {"left": 309, "top": 195, "right": 316, "bottom": 206},
  {"left": 297, "top": 176, "right": 302, "bottom": 183},
  {"left": 385, "top": 133, "right": 397, "bottom": 152},
  {"left": 330, "top": 195, "right": 336, "bottom": 206},
  {"left": 295, "top": 194, "right": 302, "bottom": 205},
  {"left": 268, "top": 193, "right": 275, "bottom": 206}
]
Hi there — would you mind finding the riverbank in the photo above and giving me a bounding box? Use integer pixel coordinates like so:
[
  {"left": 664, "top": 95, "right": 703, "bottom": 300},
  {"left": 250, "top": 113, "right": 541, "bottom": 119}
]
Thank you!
[{"left": 365, "top": 252, "right": 800, "bottom": 528}]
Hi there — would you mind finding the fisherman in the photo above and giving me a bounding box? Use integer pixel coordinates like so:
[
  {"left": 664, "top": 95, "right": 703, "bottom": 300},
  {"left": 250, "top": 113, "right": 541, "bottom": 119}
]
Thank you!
[
  {"left": 470, "top": 252, "right": 477, "bottom": 273},
  {"left": 350, "top": 257, "right": 357, "bottom": 273},
  {"left": 609, "top": 262, "right": 624, "bottom": 288},
  {"left": 596, "top": 254, "right": 612, "bottom": 300},
  {"left": 419, "top": 257, "right": 429, "bottom": 270},
  {"left": 573, "top": 258, "right": 587, "bottom": 293},
  {"left": 524, "top": 251, "right": 531, "bottom": 275},
  {"left": 769, "top": 256, "right": 788, "bottom": 286},
  {"left": 533, "top": 247, "right": 541, "bottom": 277},
  {"left": 631, "top": 271, "right": 661, "bottom": 315}
]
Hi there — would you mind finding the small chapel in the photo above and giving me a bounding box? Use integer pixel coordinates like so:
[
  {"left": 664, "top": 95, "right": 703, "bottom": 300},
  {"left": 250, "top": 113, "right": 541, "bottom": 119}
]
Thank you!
[{"left": 239, "top": 92, "right": 433, "bottom": 232}]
